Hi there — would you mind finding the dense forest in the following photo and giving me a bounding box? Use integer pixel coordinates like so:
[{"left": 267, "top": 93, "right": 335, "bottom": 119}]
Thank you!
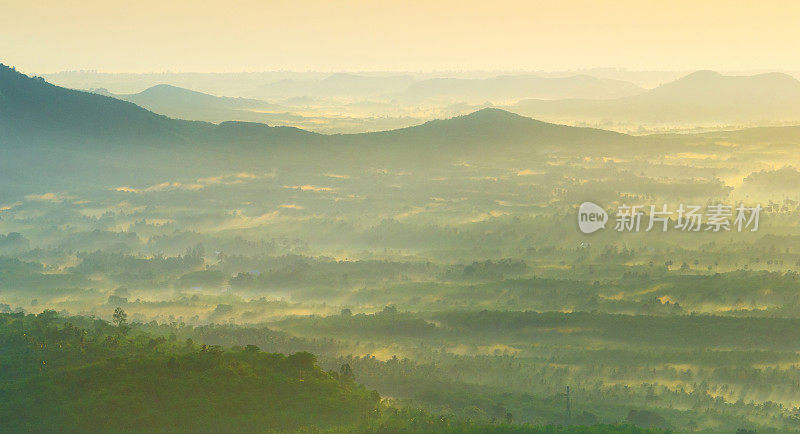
[
  {"left": 4, "top": 65, "right": 800, "bottom": 431},
  {"left": 0, "top": 311, "right": 672, "bottom": 433}
]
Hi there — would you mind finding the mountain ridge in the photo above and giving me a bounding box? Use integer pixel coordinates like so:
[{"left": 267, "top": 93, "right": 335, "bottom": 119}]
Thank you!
[
  {"left": 402, "top": 74, "right": 645, "bottom": 102},
  {"left": 1, "top": 64, "right": 630, "bottom": 149},
  {"left": 125, "top": 84, "right": 270, "bottom": 108},
  {"left": 0, "top": 63, "right": 193, "bottom": 140},
  {"left": 511, "top": 70, "right": 800, "bottom": 124}
]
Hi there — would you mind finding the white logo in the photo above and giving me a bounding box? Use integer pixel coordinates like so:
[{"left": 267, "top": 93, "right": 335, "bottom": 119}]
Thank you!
[{"left": 578, "top": 202, "right": 608, "bottom": 234}]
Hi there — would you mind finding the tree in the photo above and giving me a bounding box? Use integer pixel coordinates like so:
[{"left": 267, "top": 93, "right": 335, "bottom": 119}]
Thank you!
[
  {"left": 340, "top": 363, "right": 354, "bottom": 382},
  {"left": 112, "top": 307, "right": 127, "bottom": 328},
  {"left": 627, "top": 409, "right": 668, "bottom": 429},
  {"left": 112, "top": 307, "right": 129, "bottom": 335},
  {"left": 288, "top": 351, "right": 317, "bottom": 372}
]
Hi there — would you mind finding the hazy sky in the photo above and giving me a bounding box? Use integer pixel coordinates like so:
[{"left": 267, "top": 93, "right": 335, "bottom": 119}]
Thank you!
[{"left": 3, "top": 0, "right": 800, "bottom": 73}]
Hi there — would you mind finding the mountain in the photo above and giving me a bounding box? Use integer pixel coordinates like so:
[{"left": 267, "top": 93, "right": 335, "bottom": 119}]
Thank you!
[
  {"left": 644, "top": 70, "right": 800, "bottom": 104},
  {"left": 97, "top": 84, "right": 288, "bottom": 126},
  {"left": 511, "top": 71, "right": 800, "bottom": 126},
  {"left": 96, "top": 84, "right": 425, "bottom": 133},
  {"left": 363, "top": 107, "right": 626, "bottom": 145},
  {"left": 0, "top": 312, "right": 382, "bottom": 432},
  {"left": 0, "top": 64, "right": 640, "bottom": 196},
  {"left": 333, "top": 107, "right": 634, "bottom": 164},
  {"left": 0, "top": 65, "right": 318, "bottom": 145},
  {"left": 0, "top": 64, "right": 323, "bottom": 197},
  {"left": 124, "top": 84, "right": 271, "bottom": 110},
  {"left": 251, "top": 73, "right": 416, "bottom": 99},
  {"left": 401, "top": 74, "right": 645, "bottom": 103},
  {"left": 0, "top": 64, "right": 195, "bottom": 140},
  {"left": 1, "top": 64, "right": 628, "bottom": 152}
]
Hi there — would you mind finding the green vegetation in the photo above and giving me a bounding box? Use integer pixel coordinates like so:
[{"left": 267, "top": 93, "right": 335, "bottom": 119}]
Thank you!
[
  {"left": 0, "top": 311, "right": 675, "bottom": 433},
  {"left": 0, "top": 311, "right": 380, "bottom": 432},
  {"left": 5, "top": 65, "right": 800, "bottom": 431}
]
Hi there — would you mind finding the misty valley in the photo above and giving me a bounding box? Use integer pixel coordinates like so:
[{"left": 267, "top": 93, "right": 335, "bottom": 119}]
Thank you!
[{"left": 5, "top": 63, "right": 800, "bottom": 432}]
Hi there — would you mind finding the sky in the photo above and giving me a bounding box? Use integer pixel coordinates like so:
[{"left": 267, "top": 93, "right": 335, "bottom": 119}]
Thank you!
[{"left": 2, "top": 0, "right": 800, "bottom": 73}]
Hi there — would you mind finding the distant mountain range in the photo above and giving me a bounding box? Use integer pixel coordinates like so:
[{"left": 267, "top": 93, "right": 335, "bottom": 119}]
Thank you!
[
  {"left": 510, "top": 71, "right": 800, "bottom": 125},
  {"left": 53, "top": 69, "right": 800, "bottom": 133},
  {"left": 248, "top": 72, "right": 647, "bottom": 103},
  {"left": 9, "top": 64, "right": 800, "bottom": 150},
  {"left": 0, "top": 64, "right": 320, "bottom": 196},
  {"left": 0, "top": 64, "right": 189, "bottom": 140},
  {"left": 400, "top": 75, "right": 645, "bottom": 103},
  {"left": 94, "top": 84, "right": 288, "bottom": 125},
  {"left": 0, "top": 63, "right": 632, "bottom": 191},
  {"left": 251, "top": 73, "right": 417, "bottom": 99},
  {"left": 89, "top": 83, "right": 426, "bottom": 133},
  {"left": 0, "top": 64, "right": 625, "bottom": 151},
  {"left": 4, "top": 63, "right": 800, "bottom": 200},
  {"left": 0, "top": 65, "right": 317, "bottom": 144},
  {"left": 115, "top": 84, "right": 275, "bottom": 111}
]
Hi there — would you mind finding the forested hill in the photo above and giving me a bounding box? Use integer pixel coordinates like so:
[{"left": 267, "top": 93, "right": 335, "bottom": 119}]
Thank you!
[
  {"left": 0, "top": 64, "right": 315, "bottom": 146},
  {"left": 0, "top": 311, "right": 666, "bottom": 433},
  {"left": 0, "top": 64, "right": 201, "bottom": 140},
  {"left": 0, "top": 310, "right": 381, "bottom": 432},
  {"left": 0, "top": 63, "right": 628, "bottom": 153},
  {"left": 0, "top": 63, "right": 637, "bottom": 200}
]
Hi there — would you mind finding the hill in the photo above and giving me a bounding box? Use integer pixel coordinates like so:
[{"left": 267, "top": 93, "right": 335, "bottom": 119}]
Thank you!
[
  {"left": 0, "top": 64, "right": 328, "bottom": 197},
  {"left": 0, "top": 311, "right": 379, "bottom": 432},
  {"left": 644, "top": 70, "right": 800, "bottom": 104},
  {"left": 0, "top": 65, "right": 633, "bottom": 167},
  {"left": 125, "top": 84, "right": 270, "bottom": 109},
  {"left": 401, "top": 74, "right": 645, "bottom": 103},
  {"left": 0, "top": 311, "right": 671, "bottom": 433},
  {"left": 251, "top": 73, "right": 416, "bottom": 99},
  {"left": 107, "top": 84, "right": 288, "bottom": 124},
  {"left": 511, "top": 71, "right": 800, "bottom": 125},
  {"left": 0, "top": 64, "right": 196, "bottom": 140},
  {"left": 320, "top": 107, "right": 634, "bottom": 166},
  {"left": 0, "top": 64, "right": 333, "bottom": 146}
]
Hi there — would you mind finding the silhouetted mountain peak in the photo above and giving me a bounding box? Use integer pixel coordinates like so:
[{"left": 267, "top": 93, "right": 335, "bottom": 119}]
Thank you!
[
  {"left": 750, "top": 71, "right": 800, "bottom": 85},
  {"left": 408, "top": 108, "right": 545, "bottom": 133},
  {"left": 0, "top": 65, "right": 193, "bottom": 139},
  {"left": 364, "top": 107, "right": 627, "bottom": 152},
  {"left": 0, "top": 63, "right": 21, "bottom": 75},
  {"left": 138, "top": 84, "right": 194, "bottom": 95},
  {"left": 1, "top": 63, "right": 44, "bottom": 88},
  {"left": 2, "top": 64, "right": 627, "bottom": 154},
  {"left": 678, "top": 70, "right": 723, "bottom": 82},
  {"left": 322, "top": 72, "right": 362, "bottom": 83},
  {"left": 642, "top": 70, "right": 800, "bottom": 105},
  {"left": 404, "top": 74, "right": 644, "bottom": 102},
  {"left": 460, "top": 107, "right": 530, "bottom": 122},
  {"left": 131, "top": 84, "right": 217, "bottom": 99},
  {"left": 118, "top": 84, "right": 273, "bottom": 115}
]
